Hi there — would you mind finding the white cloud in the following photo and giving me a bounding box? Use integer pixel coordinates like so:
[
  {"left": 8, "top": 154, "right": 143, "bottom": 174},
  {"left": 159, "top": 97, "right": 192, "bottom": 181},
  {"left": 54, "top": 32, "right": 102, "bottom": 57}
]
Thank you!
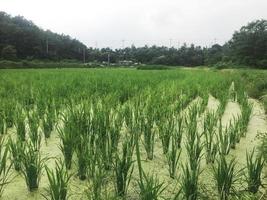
[{"left": 1, "top": 0, "right": 266, "bottom": 48}]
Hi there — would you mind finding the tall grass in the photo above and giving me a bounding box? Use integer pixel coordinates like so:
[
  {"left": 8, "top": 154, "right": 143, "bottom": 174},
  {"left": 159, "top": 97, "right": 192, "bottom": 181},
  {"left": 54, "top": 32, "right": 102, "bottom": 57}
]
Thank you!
[
  {"left": 44, "top": 160, "right": 71, "bottom": 200},
  {"left": 245, "top": 148, "right": 265, "bottom": 193}
]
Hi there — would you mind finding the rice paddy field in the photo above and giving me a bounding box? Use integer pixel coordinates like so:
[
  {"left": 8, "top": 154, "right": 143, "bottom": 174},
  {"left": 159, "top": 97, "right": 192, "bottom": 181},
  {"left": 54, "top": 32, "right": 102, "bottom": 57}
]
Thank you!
[{"left": 0, "top": 68, "right": 266, "bottom": 200}]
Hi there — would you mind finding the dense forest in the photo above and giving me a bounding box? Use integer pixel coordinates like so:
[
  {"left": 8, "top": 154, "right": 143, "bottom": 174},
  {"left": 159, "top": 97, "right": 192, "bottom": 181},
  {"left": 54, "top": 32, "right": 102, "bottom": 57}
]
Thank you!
[{"left": 0, "top": 11, "right": 266, "bottom": 68}]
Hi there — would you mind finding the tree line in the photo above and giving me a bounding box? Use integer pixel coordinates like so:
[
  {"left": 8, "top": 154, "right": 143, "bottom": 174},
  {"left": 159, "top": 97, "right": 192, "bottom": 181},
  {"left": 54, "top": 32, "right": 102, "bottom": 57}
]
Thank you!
[{"left": 0, "top": 11, "right": 266, "bottom": 68}]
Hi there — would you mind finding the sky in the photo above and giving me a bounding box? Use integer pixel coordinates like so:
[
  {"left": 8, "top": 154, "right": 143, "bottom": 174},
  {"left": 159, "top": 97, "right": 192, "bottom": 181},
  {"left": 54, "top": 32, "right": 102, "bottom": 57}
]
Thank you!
[{"left": 1, "top": 0, "right": 267, "bottom": 49}]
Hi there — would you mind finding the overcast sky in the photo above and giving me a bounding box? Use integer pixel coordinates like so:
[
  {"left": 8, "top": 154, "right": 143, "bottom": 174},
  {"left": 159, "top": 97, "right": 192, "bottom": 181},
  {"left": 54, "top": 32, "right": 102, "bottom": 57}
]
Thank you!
[{"left": 1, "top": 0, "right": 267, "bottom": 48}]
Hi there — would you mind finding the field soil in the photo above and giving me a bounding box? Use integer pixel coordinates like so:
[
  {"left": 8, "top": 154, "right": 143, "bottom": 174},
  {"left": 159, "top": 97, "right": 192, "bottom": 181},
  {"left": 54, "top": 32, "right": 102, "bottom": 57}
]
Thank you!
[{"left": 2, "top": 96, "right": 267, "bottom": 200}]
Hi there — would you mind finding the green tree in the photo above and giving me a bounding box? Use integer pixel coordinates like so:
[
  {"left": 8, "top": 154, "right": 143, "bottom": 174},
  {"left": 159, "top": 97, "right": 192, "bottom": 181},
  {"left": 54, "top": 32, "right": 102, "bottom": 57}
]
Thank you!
[
  {"left": 1, "top": 45, "right": 17, "bottom": 60},
  {"left": 229, "top": 19, "right": 267, "bottom": 68}
]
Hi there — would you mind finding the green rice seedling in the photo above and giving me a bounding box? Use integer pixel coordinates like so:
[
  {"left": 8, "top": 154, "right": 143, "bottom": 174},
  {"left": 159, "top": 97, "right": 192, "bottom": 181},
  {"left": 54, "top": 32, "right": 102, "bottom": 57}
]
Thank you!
[
  {"left": 20, "top": 141, "right": 46, "bottom": 191},
  {"left": 86, "top": 154, "right": 107, "bottom": 200},
  {"left": 27, "top": 110, "right": 41, "bottom": 150},
  {"left": 203, "top": 111, "right": 218, "bottom": 164},
  {"left": 142, "top": 114, "right": 155, "bottom": 160},
  {"left": 109, "top": 107, "right": 123, "bottom": 154},
  {"left": 76, "top": 133, "right": 90, "bottom": 180},
  {"left": 113, "top": 134, "right": 135, "bottom": 197},
  {"left": 134, "top": 111, "right": 166, "bottom": 200},
  {"left": 228, "top": 120, "right": 238, "bottom": 149},
  {"left": 44, "top": 159, "right": 71, "bottom": 200},
  {"left": 0, "top": 138, "right": 12, "bottom": 197},
  {"left": 8, "top": 138, "right": 24, "bottom": 171},
  {"left": 239, "top": 93, "right": 253, "bottom": 137},
  {"left": 199, "top": 93, "right": 209, "bottom": 114},
  {"left": 245, "top": 148, "right": 265, "bottom": 193},
  {"left": 217, "top": 120, "right": 230, "bottom": 155},
  {"left": 138, "top": 173, "right": 166, "bottom": 200},
  {"left": 4, "top": 101, "right": 15, "bottom": 128},
  {"left": 212, "top": 156, "right": 240, "bottom": 200},
  {"left": 185, "top": 134, "right": 203, "bottom": 172},
  {"left": 159, "top": 113, "right": 175, "bottom": 154},
  {"left": 166, "top": 137, "right": 181, "bottom": 179},
  {"left": 57, "top": 103, "right": 82, "bottom": 170},
  {"left": 57, "top": 120, "right": 75, "bottom": 170},
  {"left": 42, "top": 108, "right": 55, "bottom": 139},
  {"left": 92, "top": 102, "right": 115, "bottom": 170},
  {"left": 185, "top": 105, "right": 198, "bottom": 146},
  {"left": 174, "top": 115, "right": 183, "bottom": 149},
  {"left": 14, "top": 106, "right": 26, "bottom": 141},
  {"left": 178, "top": 162, "right": 201, "bottom": 200},
  {"left": 0, "top": 110, "right": 6, "bottom": 135}
]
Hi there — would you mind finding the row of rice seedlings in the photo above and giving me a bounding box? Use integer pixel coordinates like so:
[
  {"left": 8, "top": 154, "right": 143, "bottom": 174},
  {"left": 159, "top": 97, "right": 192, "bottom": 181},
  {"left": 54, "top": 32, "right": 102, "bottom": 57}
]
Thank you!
[
  {"left": 14, "top": 106, "right": 26, "bottom": 141},
  {"left": 44, "top": 159, "right": 71, "bottom": 200},
  {"left": 245, "top": 148, "right": 265, "bottom": 194},
  {"left": 134, "top": 109, "right": 166, "bottom": 200},
  {"left": 203, "top": 111, "right": 218, "bottom": 164},
  {"left": 212, "top": 156, "right": 240, "bottom": 200},
  {"left": 113, "top": 133, "right": 135, "bottom": 197},
  {"left": 20, "top": 140, "right": 47, "bottom": 191},
  {"left": 178, "top": 105, "right": 203, "bottom": 199},
  {"left": 0, "top": 138, "right": 12, "bottom": 197},
  {"left": 8, "top": 138, "right": 24, "bottom": 171}
]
